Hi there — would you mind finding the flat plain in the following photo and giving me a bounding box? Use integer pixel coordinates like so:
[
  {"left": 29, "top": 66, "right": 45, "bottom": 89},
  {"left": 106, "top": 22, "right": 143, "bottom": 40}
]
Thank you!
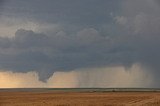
[{"left": 0, "top": 89, "right": 160, "bottom": 106}]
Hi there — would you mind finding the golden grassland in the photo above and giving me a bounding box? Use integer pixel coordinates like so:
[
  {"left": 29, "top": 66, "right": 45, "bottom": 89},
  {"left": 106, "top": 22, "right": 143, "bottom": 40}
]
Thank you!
[{"left": 0, "top": 91, "right": 160, "bottom": 106}]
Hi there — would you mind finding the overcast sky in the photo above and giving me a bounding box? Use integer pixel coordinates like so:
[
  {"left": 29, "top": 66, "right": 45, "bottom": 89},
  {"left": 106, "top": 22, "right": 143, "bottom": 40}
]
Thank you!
[{"left": 0, "top": 0, "right": 160, "bottom": 88}]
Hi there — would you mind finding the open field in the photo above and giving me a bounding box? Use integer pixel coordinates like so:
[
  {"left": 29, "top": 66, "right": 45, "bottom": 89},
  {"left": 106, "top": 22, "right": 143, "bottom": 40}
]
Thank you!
[{"left": 0, "top": 89, "right": 160, "bottom": 106}]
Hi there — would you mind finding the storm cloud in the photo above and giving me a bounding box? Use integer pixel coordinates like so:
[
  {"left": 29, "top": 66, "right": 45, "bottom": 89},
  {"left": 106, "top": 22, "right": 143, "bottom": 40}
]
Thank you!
[
  {"left": 0, "top": 0, "right": 160, "bottom": 87},
  {"left": 0, "top": 28, "right": 126, "bottom": 81}
]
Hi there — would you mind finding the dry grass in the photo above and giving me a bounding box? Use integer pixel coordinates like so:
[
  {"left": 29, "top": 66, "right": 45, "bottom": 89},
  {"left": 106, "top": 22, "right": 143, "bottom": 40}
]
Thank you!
[{"left": 0, "top": 91, "right": 160, "bottom": 106}]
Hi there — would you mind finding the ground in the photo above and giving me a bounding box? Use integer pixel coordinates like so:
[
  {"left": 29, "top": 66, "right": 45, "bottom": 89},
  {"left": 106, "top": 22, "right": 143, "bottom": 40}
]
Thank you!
[{"left": 0, "top": 91, "right": 160, "bottom": 106}]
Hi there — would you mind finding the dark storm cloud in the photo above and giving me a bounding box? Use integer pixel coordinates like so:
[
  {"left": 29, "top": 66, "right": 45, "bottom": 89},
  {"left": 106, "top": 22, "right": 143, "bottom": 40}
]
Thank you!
[
  {"left": 0, "top": 28, "right": 138, "bottom": 81},
  {"left": 0, "top": 0, "right": 160, "bottom": 85},
  {"left": 0, "top": 0, "right": 5, "bottom": 5},
  {"left": 1, "top": 24, "right": 157, "bottom": 82},
  {"left": 0, "top": 0, "right": 5, "bottom": 14},
  {"left": 0, "top": 0, "right": 120, "bottom": 27}
]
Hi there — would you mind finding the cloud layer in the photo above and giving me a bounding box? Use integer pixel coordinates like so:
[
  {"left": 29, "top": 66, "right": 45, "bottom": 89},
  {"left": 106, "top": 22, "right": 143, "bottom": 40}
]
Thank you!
[{"left": 0, "top": 0, "right": 160, "bottom": 87}]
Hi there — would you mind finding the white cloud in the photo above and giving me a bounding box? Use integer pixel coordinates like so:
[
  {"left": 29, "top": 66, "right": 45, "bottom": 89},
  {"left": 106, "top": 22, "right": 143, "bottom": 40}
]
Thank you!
[{"left": 114, "top": 16, "right": 128, "bottom": 25}]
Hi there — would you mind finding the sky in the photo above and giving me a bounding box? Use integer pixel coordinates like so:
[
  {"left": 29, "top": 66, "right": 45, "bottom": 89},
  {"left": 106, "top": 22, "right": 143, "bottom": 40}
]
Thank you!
[{"left": 0, "top": 0, "right": 160, "bottom": 88}]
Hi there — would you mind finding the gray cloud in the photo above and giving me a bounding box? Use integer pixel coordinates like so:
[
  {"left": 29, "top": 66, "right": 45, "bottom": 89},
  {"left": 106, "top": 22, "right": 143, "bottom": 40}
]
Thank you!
[
  {"left": 0, "top": 25, "right": 152, "bottom": 82},
  {"left": 0, "top": 0, "right": 160, "bottom": 87},
  {"left": 0, "top": 0, "right": 120, "bottom": 28},
  {"left": 0, "top": 27, "right": 138, "bottom": 81}
]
